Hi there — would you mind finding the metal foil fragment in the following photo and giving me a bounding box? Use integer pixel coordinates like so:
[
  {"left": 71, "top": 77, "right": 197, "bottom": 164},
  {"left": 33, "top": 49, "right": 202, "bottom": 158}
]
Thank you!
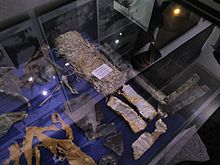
[
  {"left": 135, "top": 73, "right": 209, "bottom": 115},
  {"left": 132, "top": 119, "right": 167, "bottom": 160},
  {"left": 64, "top": 94, "right": 116, "bottom": 140},
  {"left": 55, "top": 31, "right": 127, "bottom": 96},
  {"left": 99, "top": 154, "right": 118, "bottom": 165},
  {"left": 0, "top": 111, "right": 27, "bottom": 138},
  {"left": 132, "top": 76, "right": 167, "bottom": 104},
  {"left": 162, "top": 84, "right": 209, "bottom": 115},
  {"left": 4, "top": 113, "right": 96, "bottom": 165},
  {"left": 0, "top": 68, "right": 30, "bottom": 107},
  {"left": 104, "top": 133, "right": 124, "bottom": 156},
  {"left": 4, "top": 142, "right": 21, "bottom": 165},
  {"left": 107, "top": 96, "right": 147, "bottom": 133},
  {"left": 61, "top": 75, "right": 78, "bottom": 94},
  {"left": 166, "top": 73, "right": 200, "bottom": 103},
  {"left": 121, "top": 84, "right": 157, "bottom": 120}
]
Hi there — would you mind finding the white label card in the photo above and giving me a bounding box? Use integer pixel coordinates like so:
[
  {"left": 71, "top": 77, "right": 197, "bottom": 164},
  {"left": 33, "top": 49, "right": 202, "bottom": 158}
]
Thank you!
[{"left": 91, "top": 64, "right": 113, "bottom": 80}]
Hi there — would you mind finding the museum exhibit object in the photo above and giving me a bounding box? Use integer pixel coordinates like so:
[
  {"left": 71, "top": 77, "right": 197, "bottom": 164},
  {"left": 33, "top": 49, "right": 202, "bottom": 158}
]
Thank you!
[{"left": 0, "top": 0, "right": 220, "bottom": 164}]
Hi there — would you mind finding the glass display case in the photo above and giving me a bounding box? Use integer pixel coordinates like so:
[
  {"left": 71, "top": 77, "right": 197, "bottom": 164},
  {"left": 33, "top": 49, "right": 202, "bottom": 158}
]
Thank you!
[{"left": 0, "top": 0, "right": 220, "bottom": 164}]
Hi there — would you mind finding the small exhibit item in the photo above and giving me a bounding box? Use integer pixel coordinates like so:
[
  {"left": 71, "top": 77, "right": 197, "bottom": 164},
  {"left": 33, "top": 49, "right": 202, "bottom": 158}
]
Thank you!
[
  {"left": 99, "top": 154, "right": 118, "bottom": 165},
  {"left": 55, "top": 31, "right": 127, "bottom": 95},
  {"left": 132, "top": 119, "right": 167, "bottom": 159},
  {"left": 104, "top": 133, "right": 124, "bottom": 156},
  {"left": 107, "top": 96, "right": 147, "bottom": 133},
  {"left": 0, "top": 111, "right": 27, "bottom": 138},
  {"left": 91, "top": 64, "right": 113, "bottom": 80},
  {"left": 166, "top": 73, "right": 200, "bottom": 103},
  {"left": 61, "top": 75, "right": 79, "bottom": 94},
  {"left": 4, "top": 113, "right": 96, "bottom": 165},
  {"left": 121, "top": 85, "right": 158, "bottom": 120}
]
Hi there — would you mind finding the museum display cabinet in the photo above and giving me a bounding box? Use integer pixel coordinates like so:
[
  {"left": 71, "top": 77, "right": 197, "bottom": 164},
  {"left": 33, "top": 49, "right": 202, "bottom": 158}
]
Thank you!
[{"left": 0, "top": 0, "right": 220, "bottom": 164}]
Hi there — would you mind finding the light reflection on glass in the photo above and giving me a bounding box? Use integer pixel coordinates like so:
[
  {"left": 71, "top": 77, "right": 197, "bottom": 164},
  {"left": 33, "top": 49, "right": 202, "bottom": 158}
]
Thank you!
[
  {"left": 28, "top": 77, "right": 33, "bottom": 82},
  {"left": 42, "top": 90, "right": 48, "bottom": 96},
  {"left": 173, "top": 8, "right": 181, "bottom": 16},
  {"left": 115, "top": 39, "right": 120, "bottom": 44},
  {"left": 65, "top": 63, "right": 70, "bottom": 66}
]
